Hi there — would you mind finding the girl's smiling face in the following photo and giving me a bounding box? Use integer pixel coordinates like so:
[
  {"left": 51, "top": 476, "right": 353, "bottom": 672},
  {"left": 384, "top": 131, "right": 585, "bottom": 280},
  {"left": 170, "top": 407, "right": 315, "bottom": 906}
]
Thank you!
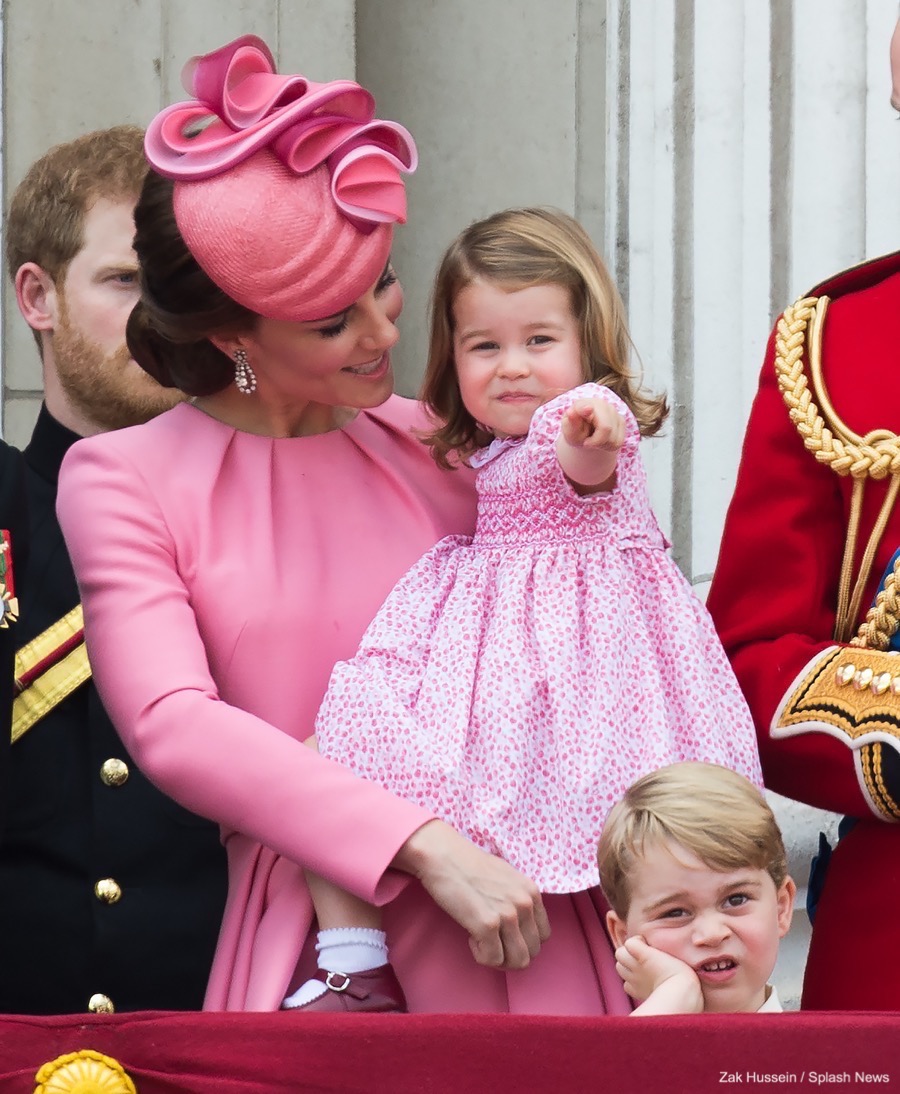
[
  {"left": 452, "top": 279, "right": 584, "bottom": 439},
  {"left": 607, "top": 838, "right": 795, "bottom": 1013}
]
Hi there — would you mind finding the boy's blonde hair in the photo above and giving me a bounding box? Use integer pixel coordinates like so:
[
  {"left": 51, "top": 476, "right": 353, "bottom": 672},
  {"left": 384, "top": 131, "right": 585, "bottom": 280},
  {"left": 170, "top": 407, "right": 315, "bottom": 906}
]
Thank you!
[
  {"left": 597, "top": 762, "right": 786, "bottom": 919},
  {"left": 421, "top": 207, "right": 668, "bottom": 468}
]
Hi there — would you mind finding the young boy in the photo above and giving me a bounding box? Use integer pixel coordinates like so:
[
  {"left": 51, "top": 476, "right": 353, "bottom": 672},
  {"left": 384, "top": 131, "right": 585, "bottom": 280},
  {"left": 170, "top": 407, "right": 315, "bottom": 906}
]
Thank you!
[{"left": 597, "top": 762, "right": 795, "bottom": 1015}]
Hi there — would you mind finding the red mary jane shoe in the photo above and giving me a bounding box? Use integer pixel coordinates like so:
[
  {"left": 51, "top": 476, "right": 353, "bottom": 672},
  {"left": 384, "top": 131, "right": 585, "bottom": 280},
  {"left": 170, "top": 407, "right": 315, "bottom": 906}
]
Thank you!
[{"left": 285, "top": 964, "right": 407, "bottom": 1013}]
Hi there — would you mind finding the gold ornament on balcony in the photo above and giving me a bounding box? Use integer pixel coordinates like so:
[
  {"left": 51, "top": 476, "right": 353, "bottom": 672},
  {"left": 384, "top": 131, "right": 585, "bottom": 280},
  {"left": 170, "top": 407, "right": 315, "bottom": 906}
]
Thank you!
[{"left": 33, "top": 1049, "right": 137, "bottom": 1093}]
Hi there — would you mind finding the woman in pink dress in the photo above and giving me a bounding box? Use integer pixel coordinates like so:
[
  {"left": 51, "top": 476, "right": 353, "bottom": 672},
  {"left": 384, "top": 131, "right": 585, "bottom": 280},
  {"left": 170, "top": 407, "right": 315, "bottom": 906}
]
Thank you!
[
  {"left": 286, "top": 208, "right": 763, "bottom": 1012},
  {"left": 53, "top": 36, "right": 647, "bottom": 1015}
]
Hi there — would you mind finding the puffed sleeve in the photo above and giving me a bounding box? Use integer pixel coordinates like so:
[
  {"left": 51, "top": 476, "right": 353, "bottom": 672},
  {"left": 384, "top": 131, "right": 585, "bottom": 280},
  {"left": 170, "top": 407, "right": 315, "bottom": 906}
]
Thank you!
[
  {"left": 707, "top": 326, "right": 879, "bottom": 819},
  {"left": 57, "top": 436, "right": 433, "bottom": 904}
]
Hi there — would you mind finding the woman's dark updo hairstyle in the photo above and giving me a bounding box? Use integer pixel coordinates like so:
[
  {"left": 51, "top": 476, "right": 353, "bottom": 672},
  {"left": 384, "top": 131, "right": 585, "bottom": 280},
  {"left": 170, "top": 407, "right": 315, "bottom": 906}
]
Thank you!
[{"left": 126, "top": 170, "right": 258, "bottom": 396}]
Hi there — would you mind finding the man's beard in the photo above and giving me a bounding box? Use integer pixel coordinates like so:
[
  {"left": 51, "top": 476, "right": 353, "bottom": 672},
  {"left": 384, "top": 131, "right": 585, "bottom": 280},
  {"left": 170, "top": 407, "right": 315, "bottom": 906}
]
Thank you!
[{"left": 52, "top": 301, "right": 185, "bottom": 433}]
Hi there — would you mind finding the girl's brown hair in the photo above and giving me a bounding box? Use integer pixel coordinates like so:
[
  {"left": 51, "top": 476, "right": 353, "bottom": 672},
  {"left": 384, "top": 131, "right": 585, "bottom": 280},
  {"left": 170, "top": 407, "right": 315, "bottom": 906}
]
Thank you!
[
  {"left": 421, "top": 207, "right": 668, "bottom": 468},
  {"left": 126, "top": 171, "right": 258, "bottom": 396}
]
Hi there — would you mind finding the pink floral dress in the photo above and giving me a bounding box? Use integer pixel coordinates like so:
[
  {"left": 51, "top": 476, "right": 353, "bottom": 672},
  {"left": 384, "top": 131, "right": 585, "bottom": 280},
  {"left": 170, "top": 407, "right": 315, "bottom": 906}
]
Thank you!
[{"left": 316, "top": 383, "right": 762, "bottom": 892}]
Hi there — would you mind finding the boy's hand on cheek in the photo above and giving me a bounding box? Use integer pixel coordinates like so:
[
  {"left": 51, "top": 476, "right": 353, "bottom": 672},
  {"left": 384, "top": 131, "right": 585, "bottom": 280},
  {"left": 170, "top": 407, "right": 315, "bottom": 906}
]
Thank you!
[
  {"left": 615, "top": 934, "right": 686, "bottom": 998},
  {"left": 616, "top": 935, "right": 704, "bottom": 1016}
]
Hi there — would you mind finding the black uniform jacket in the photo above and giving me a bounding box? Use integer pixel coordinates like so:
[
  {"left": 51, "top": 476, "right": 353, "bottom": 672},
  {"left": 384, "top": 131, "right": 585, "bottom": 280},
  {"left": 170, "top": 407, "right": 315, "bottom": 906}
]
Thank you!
[{"left": 0, "top": 406, "right": 228, "bottom": 1014}]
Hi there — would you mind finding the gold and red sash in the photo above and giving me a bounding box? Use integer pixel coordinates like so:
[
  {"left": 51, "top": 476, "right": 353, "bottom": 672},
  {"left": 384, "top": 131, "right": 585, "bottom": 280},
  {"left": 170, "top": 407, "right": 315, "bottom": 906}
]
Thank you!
[{"left": 12, "top": 605, "right": 90, "bottom": 744}]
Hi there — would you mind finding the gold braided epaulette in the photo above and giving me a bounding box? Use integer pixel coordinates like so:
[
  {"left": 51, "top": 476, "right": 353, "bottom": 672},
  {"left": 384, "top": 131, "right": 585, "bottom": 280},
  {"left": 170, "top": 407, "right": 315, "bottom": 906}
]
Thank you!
[
  {"left": 774, "top": 294, "right": 900, "bottom": 644},
  {"left": 774, "top": 296, "right": 900, "bottom": 480},
  {"left": 772, "top": 293, "right": 900, "bottom": 818}
]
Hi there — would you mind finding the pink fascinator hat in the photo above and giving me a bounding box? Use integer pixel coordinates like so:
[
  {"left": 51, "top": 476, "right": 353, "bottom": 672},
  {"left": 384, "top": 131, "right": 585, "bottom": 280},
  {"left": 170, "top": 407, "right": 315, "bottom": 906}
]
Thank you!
[{"left": 144, "top": 35, "right": 417, "bottom": 322}]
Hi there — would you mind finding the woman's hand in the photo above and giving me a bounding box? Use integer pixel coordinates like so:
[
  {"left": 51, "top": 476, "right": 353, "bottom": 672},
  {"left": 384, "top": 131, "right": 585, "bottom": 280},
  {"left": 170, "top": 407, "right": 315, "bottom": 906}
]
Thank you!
[{"left": 391, "top": 819, "right": 550, "bottom": 969}]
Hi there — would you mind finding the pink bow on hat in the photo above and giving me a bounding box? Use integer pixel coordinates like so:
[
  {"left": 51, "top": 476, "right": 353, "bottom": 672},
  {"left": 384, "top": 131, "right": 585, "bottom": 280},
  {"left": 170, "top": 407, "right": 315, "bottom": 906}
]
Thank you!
[{"left": 144, "top": 35, "right": 417, "bottom": 231}]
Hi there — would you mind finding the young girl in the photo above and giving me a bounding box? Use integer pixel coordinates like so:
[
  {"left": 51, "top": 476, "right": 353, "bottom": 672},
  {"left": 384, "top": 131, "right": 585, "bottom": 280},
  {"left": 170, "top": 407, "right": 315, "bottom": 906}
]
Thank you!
[{"left": 285, "top": 207, "right": 762, "bottom": 1012}]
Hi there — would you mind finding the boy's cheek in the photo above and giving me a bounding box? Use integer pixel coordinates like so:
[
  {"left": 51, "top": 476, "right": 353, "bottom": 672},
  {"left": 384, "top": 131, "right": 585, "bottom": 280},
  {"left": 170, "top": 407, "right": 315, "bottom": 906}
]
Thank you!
[{"left": 641, "top": 928, "right": 686, "bottom": 963}]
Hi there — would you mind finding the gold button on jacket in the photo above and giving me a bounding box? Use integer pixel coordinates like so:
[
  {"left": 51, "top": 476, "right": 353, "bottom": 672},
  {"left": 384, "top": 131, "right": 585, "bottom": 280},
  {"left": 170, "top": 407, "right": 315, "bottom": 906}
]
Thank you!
[
  {"left": 99, "top": 758, "right": 129, "bottom": 786},
  {"left": 87, "top": 993, "right": 115, "bottom": 1013},
  {"left": 94, "top": 878, "right": 122, "bottom": 905}
]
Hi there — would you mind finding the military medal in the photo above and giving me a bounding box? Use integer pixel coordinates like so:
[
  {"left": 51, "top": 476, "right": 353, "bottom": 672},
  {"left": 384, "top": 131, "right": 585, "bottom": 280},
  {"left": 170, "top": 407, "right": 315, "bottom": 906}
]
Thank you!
[{"left": 0, "top": 529, "right": 17, "bottom": 628}]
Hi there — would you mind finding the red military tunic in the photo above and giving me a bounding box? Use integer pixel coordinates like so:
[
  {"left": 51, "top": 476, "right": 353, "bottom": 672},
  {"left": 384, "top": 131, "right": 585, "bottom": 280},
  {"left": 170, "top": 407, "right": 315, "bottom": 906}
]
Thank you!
[{"left": 708, "top": 251, "right": 900, "bottom": 1010}]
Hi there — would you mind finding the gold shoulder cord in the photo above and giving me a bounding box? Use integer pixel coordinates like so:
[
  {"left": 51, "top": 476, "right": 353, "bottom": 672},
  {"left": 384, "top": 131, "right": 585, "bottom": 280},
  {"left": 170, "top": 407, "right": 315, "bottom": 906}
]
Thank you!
[
  {"left": 774, "top": 295, "right": 900, "bottom": 644},
  {"left": 774, "top": 295, "right": 900, "bottom": 817}
]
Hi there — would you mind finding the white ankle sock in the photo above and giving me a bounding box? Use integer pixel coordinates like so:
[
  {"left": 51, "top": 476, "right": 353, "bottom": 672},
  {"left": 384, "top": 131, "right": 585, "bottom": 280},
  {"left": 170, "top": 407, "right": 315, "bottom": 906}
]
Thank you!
[
  {"left": 282, "top": 927, "right": 389, "bottom": 1009},
  {"left": 317, "top": 927, "right": 389, "bottom": 973}
]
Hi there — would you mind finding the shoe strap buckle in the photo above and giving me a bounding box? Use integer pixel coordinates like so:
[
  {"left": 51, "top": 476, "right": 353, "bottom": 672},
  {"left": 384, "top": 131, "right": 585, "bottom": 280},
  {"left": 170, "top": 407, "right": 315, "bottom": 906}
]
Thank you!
[{"left": 325, "top": 971, "right": 351, "bottom": 993}]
